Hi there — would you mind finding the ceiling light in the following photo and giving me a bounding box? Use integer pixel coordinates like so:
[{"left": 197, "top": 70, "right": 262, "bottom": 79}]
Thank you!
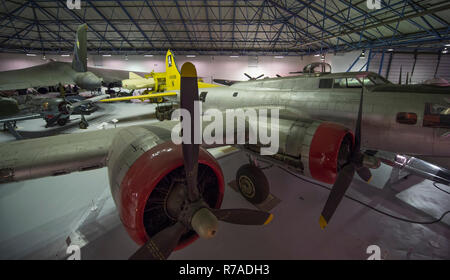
[
  {"left": 125, "top": 55, "right": 129, "bottom": 61},
  {"left": 445, "top": 44, "right": 450, "bottom": 47},
  {"left": 144, "top": 54, "right": 153, "bottom": 57},
  {"left": 314, "top": 54, "right": 320, "bottom": 57},
  {"left": 102, "top": 54, "right": 112, "bottom": 57},
  {"left": 387, "top": 48, "right": 394, "bottom": 52},
  {"left": 61, "top": 54, "right": 70, "bottom": 57},
  {"left": 360, "top": 50, "right": 366, "bottom": 58},
  {"left": 186, "top": 55, "right": 196, "bottom": 58},
  {"left": 274, "top": 56, "right": 284, "bottom": 59},
  {"left": 26, "top": 53, "right": 37, "bottom": 57},
  {"left": 229, "top": 55, "right": 239, "bottom": 58}
]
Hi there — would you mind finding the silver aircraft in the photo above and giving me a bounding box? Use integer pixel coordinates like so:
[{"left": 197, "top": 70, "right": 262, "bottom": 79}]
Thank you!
[{"left": 0, "top": 56, "right": 449, "bottom": 259}]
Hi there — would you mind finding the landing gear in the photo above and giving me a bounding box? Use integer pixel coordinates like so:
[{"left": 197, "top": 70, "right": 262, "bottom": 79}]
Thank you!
[
  {"left": 236, "top": 164, "right": 270, "bottom": 204},
  {"left": 155, "top": 103, "right": 175, "bottom": 121},
  {"left": 79, "top": 115, "right": 88, "bottom": 129},
  {"left": 57, "top": 117, "right": 68, "bottom": 126}
]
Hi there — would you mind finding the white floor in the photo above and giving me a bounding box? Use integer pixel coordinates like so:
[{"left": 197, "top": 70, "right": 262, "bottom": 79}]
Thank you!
[{"left": 0, "top": 98, "right": 449, "bottom": 260}]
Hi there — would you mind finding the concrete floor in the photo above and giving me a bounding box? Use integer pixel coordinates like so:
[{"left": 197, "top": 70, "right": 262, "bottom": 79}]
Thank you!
[{"left": 0, "top": 96, "right": 449, "bottom": 260}]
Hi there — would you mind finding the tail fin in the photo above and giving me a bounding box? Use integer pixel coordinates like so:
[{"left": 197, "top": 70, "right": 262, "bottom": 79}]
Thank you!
[
  {"left": 72, "top": 24, "right": 88, "bottom": 73},
  {"left": 165, "top": 50, "right": 181, "bottom": 90}
]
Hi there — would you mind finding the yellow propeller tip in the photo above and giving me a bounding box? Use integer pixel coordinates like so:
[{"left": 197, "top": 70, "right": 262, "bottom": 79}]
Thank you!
[
  {"left": 319, "top": 215, "right": 328, "bottom": 230},
  {"left": 181, "top": 62, "right": 197, "bottom": 78},
  {"left": 367, "top": 176, "right": 373, "bottom": 183},
  {"left": 264, "top": 214, "right": 274, "bottom": 225}
]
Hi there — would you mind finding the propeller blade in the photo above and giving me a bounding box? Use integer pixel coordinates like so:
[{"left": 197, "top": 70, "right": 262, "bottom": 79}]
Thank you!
[
  {"left": 180, "top": 62, "right": 201, "bottom": 202},
  {"left": 356, "top": 166, "right": 372, "bottom": 182},
  {"left": 319, "top": 164, "right": 356, "bottom": 229},
  {"left": 211, "top": 208, "right": 273, "bottom": 225},
  {"left": 244, "top": 73, "right": 252, "bottom": 80},
  {"left": 354, "top": 85, "right": 364, "bottom": 151},
  {"left": 129, "top": 222, "right": 186, "bottom": 260},
  {"left": 256, "top": 74, "right": 264, "bottom": 80}
]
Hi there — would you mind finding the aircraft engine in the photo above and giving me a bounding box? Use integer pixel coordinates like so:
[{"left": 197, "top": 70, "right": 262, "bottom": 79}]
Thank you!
[
  {"left": 106, "top": 126, "right": 225, "bottom": 250},
  {"left": 298, "top": 122, "right": 354, "bottom": 184},
  {"left": 251, "top": 119, "right": 354, "bottom": 185}
]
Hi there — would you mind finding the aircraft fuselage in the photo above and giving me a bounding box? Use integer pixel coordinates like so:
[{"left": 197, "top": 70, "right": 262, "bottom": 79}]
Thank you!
[{"left": 199, "top": 74, "right": 450, "bottom": 166}]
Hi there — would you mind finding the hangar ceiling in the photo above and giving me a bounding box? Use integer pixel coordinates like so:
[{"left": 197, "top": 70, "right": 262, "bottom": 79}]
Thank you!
[{"left": 0, "top": 0, "right": 449, "bottom": 56}]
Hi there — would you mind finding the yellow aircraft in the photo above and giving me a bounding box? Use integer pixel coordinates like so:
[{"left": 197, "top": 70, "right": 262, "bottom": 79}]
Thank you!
[
  {"left": 102, "top": 50, "right": 220, "bottom": 103},
  {"left": 122, "top": 72, "right": 155, "bottom": 91}
]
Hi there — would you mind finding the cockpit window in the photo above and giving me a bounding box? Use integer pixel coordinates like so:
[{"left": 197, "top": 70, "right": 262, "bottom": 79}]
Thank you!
[
  {"left": 333, "top": 78, "right": 375, "bottom": 88},
  {"left": 423, "top": 103, "right": 450, "bottom": 128}
]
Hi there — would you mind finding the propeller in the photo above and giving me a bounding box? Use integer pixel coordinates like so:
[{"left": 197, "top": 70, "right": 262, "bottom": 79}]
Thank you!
[
  {"left": 244, "top": 73, "right": 264, "bottom": 80},
  {"left": 129, "top": 62, "right": 273, "bottom": 260},
  {"left": 319, "top": 75, "right": 375, "bottom": 230}
]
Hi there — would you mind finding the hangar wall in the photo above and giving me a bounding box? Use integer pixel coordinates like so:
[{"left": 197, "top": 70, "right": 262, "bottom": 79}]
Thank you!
[
  {"left": 0, "top": 52, "right": 309, "bottom": 83},
  {"left": 0, "top": 51, "right": 448, "bottom": 84}
]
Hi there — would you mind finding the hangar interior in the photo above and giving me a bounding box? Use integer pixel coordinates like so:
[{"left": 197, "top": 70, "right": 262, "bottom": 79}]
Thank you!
[{"left": 0, "top": 0, "right": 449, "bottom": 260}]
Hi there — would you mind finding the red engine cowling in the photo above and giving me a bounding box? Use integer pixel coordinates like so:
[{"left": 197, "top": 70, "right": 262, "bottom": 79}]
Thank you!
[
  {"left": 106, "top": 126, "right": 224, "bottom": 250},
  {"left": 301, "top": 122, "right": 354, "bottom": 184}
]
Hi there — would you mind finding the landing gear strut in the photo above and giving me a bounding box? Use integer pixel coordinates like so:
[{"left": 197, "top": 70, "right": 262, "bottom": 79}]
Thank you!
[
  {"left": 79, "top": 115, "right": 89, "bottom": 129},
  {"left": 236, "top": 163, "right": 270, "bottom": 204},
  {"left": 155, "top": 103, "right": 176, "bottom": 121}
]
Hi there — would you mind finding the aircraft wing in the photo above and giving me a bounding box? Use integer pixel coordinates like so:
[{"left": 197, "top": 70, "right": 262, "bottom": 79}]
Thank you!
[
  {"left": 0, "top": 120, "right": 238, "bottom": 185},
  {"left": 365, "top": 149, "right": 450, "bottom": 185},
  {"left": 0, "top": 127, "right": 122, "bottom": 183},
  {"left": 0, "top": 114, "right": 42, "bottom": 124},
  {"left": 88, "top": 67, "right": 148, "bottom": 87},
  {"left": 99, "top": 92, "right": 177, "bottom": 102},
  {"left": 70, "top": 94, "right": 110, "bottom": 108},
  {"left": 0, "top": 62, "right": 75, "bottom": 91}
]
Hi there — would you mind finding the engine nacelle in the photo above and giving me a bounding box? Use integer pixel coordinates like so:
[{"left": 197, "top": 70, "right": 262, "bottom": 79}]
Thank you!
[
  {"left": 255, "top": 118, "right": 354, "bottom": 185},
  {"left": 106, "top": 126, "right": 224, "bottom": 250}
]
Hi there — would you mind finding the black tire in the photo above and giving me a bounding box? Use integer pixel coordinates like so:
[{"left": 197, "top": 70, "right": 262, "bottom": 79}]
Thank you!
[
  {"left": 79, "top": 122, "right": 88, "bottom": 129},
  {"left": 57, "top": 118, "right": 68, "bottom": 126},
  {"left": 156, "top": 112, "right": 165, "bottom": 121},
  {"left": 236, "top": 164, "right": 270, "bottom": 204}
]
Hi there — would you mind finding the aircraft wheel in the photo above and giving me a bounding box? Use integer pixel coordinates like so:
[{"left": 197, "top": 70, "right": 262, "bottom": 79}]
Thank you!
[
  {"left": 156, "top": 111, "right": 165, "bottom": 122},
  {"left": 157, "top": 97, "right": 163, "bottom": 103},
  {"left": 236, "top": 164, "right": 270, "bottom": 204},
  {"left": 57, "top": 118, "right": 68, "bottom": 126},
  {"left": 79, "top": 121, "right": 88, "bottom": 129}
]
